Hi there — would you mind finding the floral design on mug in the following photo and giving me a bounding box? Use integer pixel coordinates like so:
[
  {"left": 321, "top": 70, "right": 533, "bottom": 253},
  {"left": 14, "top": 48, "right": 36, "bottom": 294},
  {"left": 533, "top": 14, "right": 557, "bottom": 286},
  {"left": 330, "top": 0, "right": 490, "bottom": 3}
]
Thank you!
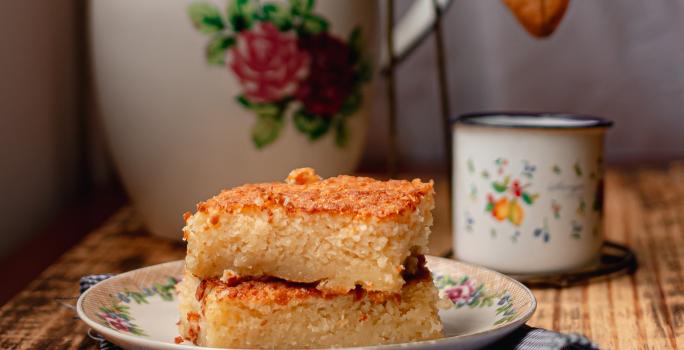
[
  {"left": 551, "top": 199, "right": 561, "bottom": 219},
  {"left": 577, "top": 198, "right": 586, "bottom": 216},
  {"left": 467, "top": 158, "right": 475, "bottom": 173},
  {"left": 521, "top": 160, "right": 536, "bottom": 179},
  {"left": 573, "top": 161, "right": 583, "bottom": 176},
  {"left": 188, "top": 0, "right": 372, "bottom": 148},
  {"left": 481, "top": 170, "right": 490, "bottom": 179},
  {"left": 469, "top": 184, "right": 478, "bottom": 202},
  {"left": 465, "top": 156, "right": 605, "bottom": 247},
  {"left": 533, "top": 218, "right": 551, "bottom": 243},
  {"left": 495, "top": 158, "right": 508, "bottom": 175},
  {"left": 486, "top": 176, "right": 538, "bottom": 226},
  {"left": 490, "top": 228, "right": 497, "bottom": 238},
  {"left": 571, "top": 220, "right": 583, "bottom": 239},
  {"left": 465, "top": 211, "right": 474, "bottom": 233}
]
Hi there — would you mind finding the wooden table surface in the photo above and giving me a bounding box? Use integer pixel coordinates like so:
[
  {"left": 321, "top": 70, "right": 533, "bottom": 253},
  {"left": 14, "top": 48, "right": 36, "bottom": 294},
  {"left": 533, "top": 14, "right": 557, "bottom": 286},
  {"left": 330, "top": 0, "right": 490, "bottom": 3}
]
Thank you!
[{"left": 1, "top": 165, "right": 684, "bottom": 349}]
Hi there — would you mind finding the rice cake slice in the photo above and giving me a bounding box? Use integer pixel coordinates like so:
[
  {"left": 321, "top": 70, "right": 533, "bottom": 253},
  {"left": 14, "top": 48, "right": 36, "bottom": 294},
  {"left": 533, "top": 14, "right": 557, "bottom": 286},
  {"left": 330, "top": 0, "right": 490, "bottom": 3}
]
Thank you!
[
  {"left": 183, "top": 168, "right": 435, "bottom": 293},
  {"left": 177, "top": 261, "right": 443, "bottom": 348}
]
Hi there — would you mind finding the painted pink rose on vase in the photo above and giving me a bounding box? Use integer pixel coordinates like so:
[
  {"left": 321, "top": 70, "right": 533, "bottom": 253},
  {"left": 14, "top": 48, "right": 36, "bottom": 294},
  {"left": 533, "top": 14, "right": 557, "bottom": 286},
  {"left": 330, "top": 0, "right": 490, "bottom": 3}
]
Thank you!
[
  {"left": 230, "top": 22, "right": 309, "bottom": 104},
  {"left": 296, "top": 33, "right": 354, "bottom": 117},
  {"left": 188, "top": 0, "right": 372, "bottom": 148}
]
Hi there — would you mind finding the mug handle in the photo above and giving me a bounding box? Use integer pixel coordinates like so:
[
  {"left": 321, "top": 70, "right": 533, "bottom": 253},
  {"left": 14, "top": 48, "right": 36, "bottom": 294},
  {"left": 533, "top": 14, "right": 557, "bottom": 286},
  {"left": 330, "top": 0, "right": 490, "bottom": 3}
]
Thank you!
[{"left": 379, "top": 0, "right": 453, "bottom": 70}]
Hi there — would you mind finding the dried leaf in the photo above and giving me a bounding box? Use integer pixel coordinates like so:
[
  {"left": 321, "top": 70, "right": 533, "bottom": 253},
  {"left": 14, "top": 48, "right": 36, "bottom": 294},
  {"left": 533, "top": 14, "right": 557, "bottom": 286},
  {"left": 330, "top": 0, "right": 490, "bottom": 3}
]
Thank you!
[{"left": 502, "top": 0, "right": 570, "bottom": 38}]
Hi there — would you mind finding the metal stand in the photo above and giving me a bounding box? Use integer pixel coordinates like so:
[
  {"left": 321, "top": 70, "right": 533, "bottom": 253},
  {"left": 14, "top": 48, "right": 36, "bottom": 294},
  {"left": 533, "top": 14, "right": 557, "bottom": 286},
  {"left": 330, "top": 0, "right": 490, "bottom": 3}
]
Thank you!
[
  {"left": 385, "top": 0, "right": 398, "bottom": 178},
  {"left": 432, "top": 0, "right": 453, "bottom": 234}
]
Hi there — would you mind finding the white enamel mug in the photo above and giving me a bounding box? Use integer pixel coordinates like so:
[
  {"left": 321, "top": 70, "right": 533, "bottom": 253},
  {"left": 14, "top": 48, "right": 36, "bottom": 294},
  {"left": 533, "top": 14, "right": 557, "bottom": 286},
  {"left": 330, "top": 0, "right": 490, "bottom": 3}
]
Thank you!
[{"left": 452, "top": 113, "right": 613, "bottom": 274}]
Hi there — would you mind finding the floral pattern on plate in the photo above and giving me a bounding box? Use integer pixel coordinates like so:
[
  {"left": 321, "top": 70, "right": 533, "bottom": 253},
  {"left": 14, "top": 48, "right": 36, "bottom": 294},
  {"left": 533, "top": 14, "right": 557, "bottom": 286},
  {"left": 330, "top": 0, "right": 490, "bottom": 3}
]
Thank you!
[
  {"left": 96, "top": 277, "right": 179, "bottom": 336},
  {"left": 434, "top": 274, "right": 518, "bottom": 326},
  {"left": 97, "top": 304, "right": 147, "bottom": 336},
  {"left": 78, "top": 258, "right": 536, "bottom": 350}
]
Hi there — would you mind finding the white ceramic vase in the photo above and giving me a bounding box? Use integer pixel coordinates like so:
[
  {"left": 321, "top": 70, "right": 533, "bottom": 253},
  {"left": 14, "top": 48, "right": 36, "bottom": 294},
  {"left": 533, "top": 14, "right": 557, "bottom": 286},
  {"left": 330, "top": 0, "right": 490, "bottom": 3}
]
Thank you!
[
  {"left": 452, "top": 113, "right": 613, "bottom": 274},
  {"left": 90, "top": 0, "right": 451, "bottom": 239}
]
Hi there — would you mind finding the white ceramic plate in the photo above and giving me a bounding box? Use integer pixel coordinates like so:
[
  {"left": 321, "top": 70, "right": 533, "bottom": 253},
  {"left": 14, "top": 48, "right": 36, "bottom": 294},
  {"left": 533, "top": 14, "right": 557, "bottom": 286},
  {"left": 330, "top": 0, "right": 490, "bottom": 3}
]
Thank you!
[{"left": 77, "top": 256, "right": 536, "bottom": 350}]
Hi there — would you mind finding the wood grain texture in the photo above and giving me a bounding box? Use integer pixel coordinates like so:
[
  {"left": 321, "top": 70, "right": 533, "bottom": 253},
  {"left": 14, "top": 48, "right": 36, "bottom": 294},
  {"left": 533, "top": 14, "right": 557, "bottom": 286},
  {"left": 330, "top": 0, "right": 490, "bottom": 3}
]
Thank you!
[
  {"left": 526, "top": 164, "right": 684, "bottom": 349},
  {"left": 1, "top": 165, "right": 684, "bottom": 349},
  {"left": 0, "top": 208, "right": 185, "bottom": 349}
]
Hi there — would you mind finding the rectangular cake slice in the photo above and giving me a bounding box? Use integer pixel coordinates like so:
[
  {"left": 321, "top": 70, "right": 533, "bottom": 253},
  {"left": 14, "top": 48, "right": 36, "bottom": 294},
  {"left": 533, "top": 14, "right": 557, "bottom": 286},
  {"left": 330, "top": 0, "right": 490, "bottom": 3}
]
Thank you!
[
  {"left": 177, "top": 261, "right": 443, "bottom": 348},
  {"left": 183, "top": 168, "right": 435, "bottom": 293}
]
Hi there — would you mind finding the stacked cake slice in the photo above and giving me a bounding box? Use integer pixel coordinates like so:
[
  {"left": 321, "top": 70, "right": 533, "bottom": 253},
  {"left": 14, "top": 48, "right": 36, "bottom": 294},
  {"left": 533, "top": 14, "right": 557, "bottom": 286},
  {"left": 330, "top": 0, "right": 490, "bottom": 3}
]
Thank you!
[{"left": 177, "top": 168, "right": 443, "bottom": 348}]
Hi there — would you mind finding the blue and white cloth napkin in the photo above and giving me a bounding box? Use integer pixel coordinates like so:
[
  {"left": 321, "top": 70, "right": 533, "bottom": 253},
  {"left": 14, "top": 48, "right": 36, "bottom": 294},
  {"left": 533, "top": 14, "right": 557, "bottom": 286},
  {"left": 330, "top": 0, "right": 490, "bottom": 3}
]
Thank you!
[{"left": 79, "top": 275, "right": 598, "bottom": 350}]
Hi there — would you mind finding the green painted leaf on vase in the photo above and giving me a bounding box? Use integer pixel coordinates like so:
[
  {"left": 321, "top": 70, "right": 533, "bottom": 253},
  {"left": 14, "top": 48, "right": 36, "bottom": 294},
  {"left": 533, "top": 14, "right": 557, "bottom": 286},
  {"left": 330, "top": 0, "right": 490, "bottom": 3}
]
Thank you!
[
  {"left": 262, "top": 3, "right": 293, "bottom": 30},
  {"left": 338, "top": 90, "right": 362, "bottom": 117},
  {"left": 206, "top": 35, "right": 235, "bottom": 65},
  {"left": 236, "top": 95, "right": 251, "bottom": 108},
  {"left": 299, "top": 14, "right": 328, "bottom": 35},
  {"left": 290, "top": 0, "right": 315, "bottom": 15},
  {"left": 293, "top": 110, "right": 330, "bottom": 140},
  {"left": 235, "top": 95, "right": 281, "bottom": 118},
  {"left": 188, "top": 3, "right": 226, "bottom": 34},
  {"left": 228, "top": 0, "right": 257, "bottom": 31},
  {"left": 356, "top": 59, "right": 373, "bottom": 84},
  {"left": 252, "top": 104, "right": 280, "bottom": 118},
  {"left": 348, "top": 26, "right": 362, "bottom": 61},
  {"left": 252, "top": 113, "right": 283, "bottom": 148}
]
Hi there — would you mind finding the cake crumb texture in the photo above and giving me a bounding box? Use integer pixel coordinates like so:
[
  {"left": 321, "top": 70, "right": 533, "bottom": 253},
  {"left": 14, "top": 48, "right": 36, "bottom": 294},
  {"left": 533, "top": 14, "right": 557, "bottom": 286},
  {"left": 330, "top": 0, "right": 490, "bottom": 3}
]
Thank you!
[
  {"left": 177, "top": 269, "right": 443, "bottom": 349},
  {"left": 183, "top": 168, "right": 435, "bottom": 292}
]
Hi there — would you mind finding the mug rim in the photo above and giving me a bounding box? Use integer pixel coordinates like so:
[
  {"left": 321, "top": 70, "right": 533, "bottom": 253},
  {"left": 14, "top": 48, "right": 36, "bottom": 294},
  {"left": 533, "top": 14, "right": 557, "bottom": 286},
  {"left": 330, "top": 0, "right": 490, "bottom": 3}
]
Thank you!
[{"left": 451, "top": 112, "right": 614, "bottom": 129}]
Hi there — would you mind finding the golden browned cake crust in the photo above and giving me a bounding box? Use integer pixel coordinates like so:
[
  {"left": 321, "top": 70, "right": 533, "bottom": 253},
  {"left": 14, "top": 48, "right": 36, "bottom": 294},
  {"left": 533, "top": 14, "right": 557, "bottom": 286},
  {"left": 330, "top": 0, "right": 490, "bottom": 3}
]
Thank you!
[
  {"left": 194, "top": 168, "right": 433, "bottom": 219},
  {"left": 196, "top": 256, "right": 432, "bottom": 306}
]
